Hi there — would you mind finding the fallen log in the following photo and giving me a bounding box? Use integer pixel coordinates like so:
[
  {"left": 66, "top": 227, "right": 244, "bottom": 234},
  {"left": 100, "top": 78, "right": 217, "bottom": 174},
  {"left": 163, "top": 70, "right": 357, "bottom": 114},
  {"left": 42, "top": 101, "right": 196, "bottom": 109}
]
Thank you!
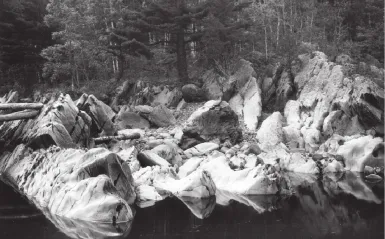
[
  {"left": 93, "top": 133, "right": 141, "bottom": 144},
  {"left": 0, "top": 103, "right": 44, "bottom": 110},
  {"left": 0, "top": 110, "right": 40, "bottom": 122}
]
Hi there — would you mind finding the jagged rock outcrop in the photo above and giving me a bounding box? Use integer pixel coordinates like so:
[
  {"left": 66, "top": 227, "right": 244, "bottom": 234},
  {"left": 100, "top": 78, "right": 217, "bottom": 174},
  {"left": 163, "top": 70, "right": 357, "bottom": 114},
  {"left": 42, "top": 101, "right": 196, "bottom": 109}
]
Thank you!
[
  {"left": 0, "top": 145, "right": 136, "bottom": 223},
  {"left": 132, "top": 166, "right": 215, "bottom": 206},
  {"left": 183, "top": 100, "right": 242, "bottom": 144},
  {"left": 152, "top": 86, "right": 182, "bottom": 107},
  {"left": 198, "top": 152, "right": 287, "bottom": 194},
  {"left": 293, "top": 52, "right": 384, "bottom": 134},
  {"left": 76, "top": 94, "right": 116, "bottom": 136},
  {"left": 256, "top": 112, "right": 284, "bottom": 150},
  {"left": 229, "top": 77, "right": 262, "bottom": 130},
  {"left": 336, "top": 135, "right": 384, "bottom": 172},
  {"left": 0, "top": 94, "right": 91, "bottom": 149}
]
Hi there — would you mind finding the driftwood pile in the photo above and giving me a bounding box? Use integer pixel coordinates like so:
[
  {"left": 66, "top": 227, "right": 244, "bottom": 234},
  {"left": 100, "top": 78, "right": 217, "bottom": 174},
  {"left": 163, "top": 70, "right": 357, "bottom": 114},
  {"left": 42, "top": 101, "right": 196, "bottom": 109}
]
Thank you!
[{"left": 0, "top": 91, "right": 43, "bottom": 122}]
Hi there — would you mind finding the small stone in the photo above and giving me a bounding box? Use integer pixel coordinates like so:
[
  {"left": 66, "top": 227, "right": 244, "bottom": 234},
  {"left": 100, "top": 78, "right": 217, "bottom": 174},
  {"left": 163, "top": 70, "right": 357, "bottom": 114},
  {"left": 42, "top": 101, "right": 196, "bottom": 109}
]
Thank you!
[
  {"left": 312, "top": 153, "right": 324, "bottom": 161},
  {"left": 244, "top": 144, "right": 262, "bottom": 155},
  {"left": 225, "top": 149, "right": 236, "bottom": 157},
  {"left": 220, "top": 147, "right": 229, "bottom": 153},
  {"left": 364, "top": 165, "right": 375, "bottom": 174},
  {"left": 238, "top": 153, "right": 246, "bottom": 159},
  {"left": 365, "top": 174, "right": 383, "bottom": 182}
]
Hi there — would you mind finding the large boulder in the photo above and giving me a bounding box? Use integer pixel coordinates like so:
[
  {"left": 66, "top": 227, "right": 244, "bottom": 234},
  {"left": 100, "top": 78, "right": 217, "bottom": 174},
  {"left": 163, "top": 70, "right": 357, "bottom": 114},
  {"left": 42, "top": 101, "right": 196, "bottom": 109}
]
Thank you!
[
  {"left": 0, "top": 145, "right": 136, "bottom": 223},
  {"left": 201, "top": 70, "right": 227, "bottom": 100},
  {"left": 294, "top": 52, "right": 384, "bottom": 132},
  {"left": 135, "top": 104, "right": 176, "bottom": 127},
  {"left": 114, "top": 110, "right": 150, "bottom": 130},
  {"left": 336, "top": 135, "right": 384, "bottom": 172},
  {"left": 0, "top": 94, "right": 91, "bottom": 149},
  {"left": 181, "top": 84, "right": 206, "bottom": 102},
  {"left": 229, "top": 77, "right": 262, "bottom": 130},
  {"left": 151, "top": 143, "right": 182, "bottom": 166},
  {"left": 77, "top": 94, "right": 116, "bottom": 136},
  {"left": 256, "top": 112, "right": 284, "bottom": 150},
  {"left": 184, "top": 100, "right": 242, "bottom": 144},
  {"left": 281, "top": 152, "right": 319, "bottom": 174}
]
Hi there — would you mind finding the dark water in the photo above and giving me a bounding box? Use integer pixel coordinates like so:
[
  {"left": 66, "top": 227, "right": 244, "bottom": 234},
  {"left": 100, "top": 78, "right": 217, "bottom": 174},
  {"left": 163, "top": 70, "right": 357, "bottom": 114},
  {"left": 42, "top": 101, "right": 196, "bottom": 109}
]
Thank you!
[{"left": 0, "top": 172, "right": 384, "bottom": 239}]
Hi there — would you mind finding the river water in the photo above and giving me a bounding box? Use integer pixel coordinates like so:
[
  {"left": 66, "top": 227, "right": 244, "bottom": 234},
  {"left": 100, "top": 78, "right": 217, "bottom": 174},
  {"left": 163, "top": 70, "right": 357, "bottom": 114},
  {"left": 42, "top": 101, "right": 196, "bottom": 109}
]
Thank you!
[{"left": 0, "top": 172, "right": 383, "bottom": 239}]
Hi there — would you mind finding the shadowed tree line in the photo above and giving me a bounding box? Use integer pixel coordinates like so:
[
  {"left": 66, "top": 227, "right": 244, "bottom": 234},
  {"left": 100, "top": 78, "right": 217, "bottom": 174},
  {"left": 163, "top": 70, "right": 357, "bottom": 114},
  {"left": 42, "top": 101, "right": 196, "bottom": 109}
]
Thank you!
[{"left": 0, "top": 0, "right": 383, "bottom": 95}]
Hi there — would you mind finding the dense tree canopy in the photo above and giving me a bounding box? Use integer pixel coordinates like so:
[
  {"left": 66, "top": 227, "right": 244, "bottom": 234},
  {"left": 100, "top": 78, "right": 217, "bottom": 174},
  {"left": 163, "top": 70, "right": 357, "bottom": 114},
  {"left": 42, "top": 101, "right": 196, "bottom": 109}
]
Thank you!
[{"left": 0, "top": 0, "right": 383, "bottom": 93}]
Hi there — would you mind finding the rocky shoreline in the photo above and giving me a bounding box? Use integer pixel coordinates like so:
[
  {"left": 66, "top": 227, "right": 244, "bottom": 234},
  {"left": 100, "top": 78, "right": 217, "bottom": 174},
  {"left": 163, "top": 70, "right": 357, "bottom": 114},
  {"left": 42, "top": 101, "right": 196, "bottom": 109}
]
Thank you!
[{"left": 0, "top": 51, "right": 383, "bottom": 231}]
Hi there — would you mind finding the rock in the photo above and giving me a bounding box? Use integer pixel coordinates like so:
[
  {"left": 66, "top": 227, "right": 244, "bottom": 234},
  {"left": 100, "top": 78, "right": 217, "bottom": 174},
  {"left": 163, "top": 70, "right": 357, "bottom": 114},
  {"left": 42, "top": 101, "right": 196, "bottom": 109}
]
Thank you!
[
  {"left": 284, "top": 100, "right": 302, "bottom": 125},
  {"left": 337, "top": 136, "right": 384, "bottom": 172},
  {"left": 147, "top": 104, "right": 176, "bottom": 127},
  {"left": 151, "top": 143, "right": 182, "bottom": 166},
  {"left": 0, "top": 145, "right": 135, "bottom": 223},
  {"left": 244, "top": 144, "right": 262, "bottom": 155},
  {"left": 274, "top": 70, "right": 294, "bottom": 110},
  {"left": 294, "top": 51, "right": 384, "bottom": 131},
  {"left": 133, "top": 166, "right": 215, "bottom": 203},
  {"left": 364, "top": 165, "right": 375, "bottom": 174},
  {"left": 229, "top": 156, "right": 245, "bottom": 170},
  {"left": 135, "top": 184, "right": 164, "bottom": 204},
  {"left": 0, "top": 94, "right": 91, "bottom": 149},
  {"left": 244, "top": 154, "right": 259, "bottom": 168},
  {"left": 202, "top": 70, "right": 227, "bottom": 100},
  {"left": 199, "top": 153, "right": 285, "bottom": 194},
  {"left": 154, "top": 169, "right": 216, "bottom": 198},
  {"left": 114, "top": 111, "right": 150, "bottom": 130},
  {"left": 176, "top": 99, "right": 186, "bottom": 111},
  {"left": 152, "top": 86, "right": 182, "bottom": 108},
  {"left": 184, "top": 100, "right": 242, "bottom": 144},
  {"left": 283, "top": 125, "right": 304, "bottom": 149},
  {"left": 173, "top": 127, "right": 184, "bottom": 142},
  {"left": 281, "top": 152, "right": 319, "bottom": 174},
  {"left": 335, "top": 54, "right": 353, "bottom": 65},
  {"left": 181, "top": 84, "right": 206, "bottom": 102},
  {"left": 178, "top": 157, "right": 205, "bottom": 178},
  {"left": 323, "top": 159, "right": 344, "bottom": 173},
  {"left": 77, "top": 94, "right": 116, "bottom": 136},
  {"left": 134, "top": 105, "right": 153, "bottom": 114},
  {"left": 117, "top": 146, "right": 140, "bottom": 174},
  {"left": 256, "top": 112, "right": 284, "bottom": 150},
  {"left": 301, "top": 127, "right": 321, "bottom": 153},
  {"left": 365, "top": 174, "right": 383, "bottom": 183},
  {"left": 137, "top": 151, "right": 171, "bottom": 167},
  {"left": 184, "top": 142, "right": 219, "bottom": 158},
  {"left": 229, "top": 77, "right": 262, "bottom": 130}
]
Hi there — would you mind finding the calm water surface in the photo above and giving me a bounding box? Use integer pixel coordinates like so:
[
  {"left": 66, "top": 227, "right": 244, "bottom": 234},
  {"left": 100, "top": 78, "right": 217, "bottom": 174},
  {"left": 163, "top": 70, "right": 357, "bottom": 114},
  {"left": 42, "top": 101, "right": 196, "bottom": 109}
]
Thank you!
[{"left": 0, "top": 172, "right": 383, "bottom": 239}]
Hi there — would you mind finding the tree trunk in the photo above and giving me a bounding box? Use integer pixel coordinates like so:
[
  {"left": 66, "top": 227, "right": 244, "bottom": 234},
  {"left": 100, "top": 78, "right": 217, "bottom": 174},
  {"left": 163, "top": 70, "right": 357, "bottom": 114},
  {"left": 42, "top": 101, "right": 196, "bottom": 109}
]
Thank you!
[
  {"left": 0, "top": 103, "right": 43, "bottom": 110},
  {"left": 176, "top": 26, "right": 189, "bottom": 83},
  {"left": 93, "top": 133, "right": 141, "bottom": 144},
  {"left": 0, "top": 110, "right": 40, "bottom": 122}
]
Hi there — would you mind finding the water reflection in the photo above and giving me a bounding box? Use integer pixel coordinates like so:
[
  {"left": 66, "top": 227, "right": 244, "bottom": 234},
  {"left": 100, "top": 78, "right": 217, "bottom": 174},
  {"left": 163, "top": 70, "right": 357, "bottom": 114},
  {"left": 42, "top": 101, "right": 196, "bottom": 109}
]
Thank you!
[
  {"left": 178, "top": 196, "right": 216, "bottom": 219},
  {"left": 0, "top": 171, "right": 383, "bottom": 239},
  {"left": 42, "top": 210, "right": 133, "bottom": 239}
]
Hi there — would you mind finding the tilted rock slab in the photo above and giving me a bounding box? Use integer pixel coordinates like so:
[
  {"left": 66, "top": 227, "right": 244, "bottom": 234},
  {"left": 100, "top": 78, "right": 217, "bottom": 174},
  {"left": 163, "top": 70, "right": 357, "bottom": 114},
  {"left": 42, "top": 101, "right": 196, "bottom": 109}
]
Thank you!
[
  {"left": 0, "top": 145, "right": 136, "bottom": 223},
  {"left": 0, "top": 94, "right": 91, "bottom": 149},
  {"left": 76, "top": 94, "right": 116, "bottom": 136}
]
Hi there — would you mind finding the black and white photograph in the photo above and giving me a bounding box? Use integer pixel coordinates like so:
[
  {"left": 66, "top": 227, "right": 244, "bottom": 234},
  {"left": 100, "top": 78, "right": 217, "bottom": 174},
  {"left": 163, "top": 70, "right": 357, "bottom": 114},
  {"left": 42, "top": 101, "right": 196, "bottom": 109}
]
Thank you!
[{"left": 0, "top": 0, "right": 384, "bottom": 238}]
